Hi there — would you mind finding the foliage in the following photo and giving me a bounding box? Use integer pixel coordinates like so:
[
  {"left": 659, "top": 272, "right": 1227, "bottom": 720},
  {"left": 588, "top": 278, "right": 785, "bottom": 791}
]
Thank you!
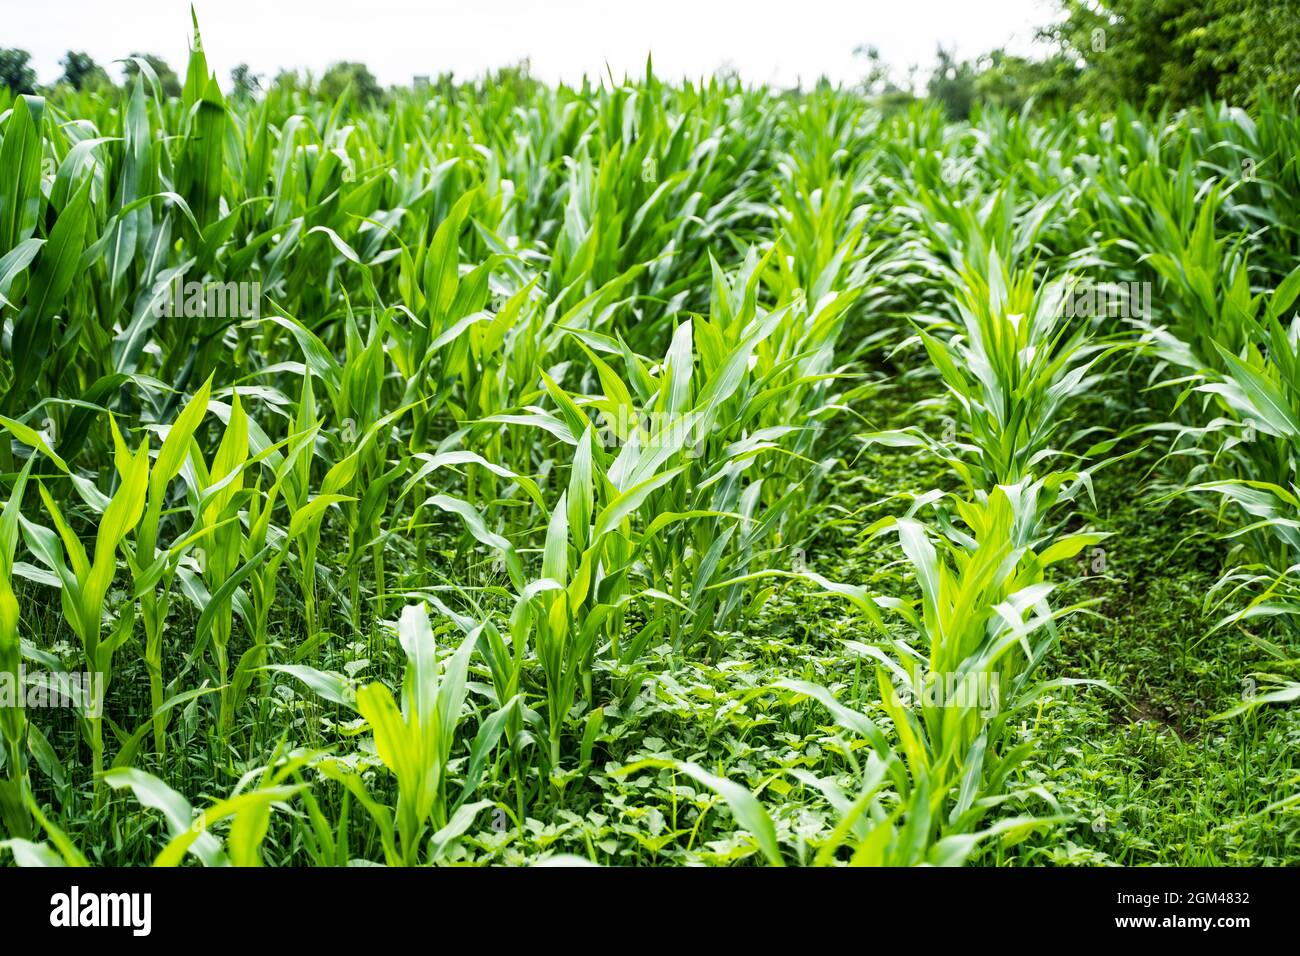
[
  {"left": 0, "top": 14, "right": 1295, "bottom": 869},
  {"left": 0, "top": 49, "right": 36, "bottom": 95}
]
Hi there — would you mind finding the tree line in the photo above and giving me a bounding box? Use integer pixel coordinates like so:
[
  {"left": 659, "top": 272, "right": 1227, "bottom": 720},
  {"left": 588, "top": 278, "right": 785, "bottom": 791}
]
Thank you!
[{"left": 2, "top": 0, "right": 1297, "bottom": 114}]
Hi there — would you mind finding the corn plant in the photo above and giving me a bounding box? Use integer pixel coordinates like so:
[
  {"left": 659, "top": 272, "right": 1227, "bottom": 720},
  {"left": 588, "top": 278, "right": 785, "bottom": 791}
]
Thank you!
[
  {"left": 13, "top": 418, "right": 149, "bottom": 792},
  {"left": 131, "top": 376, "right": 214, "bottom": 754},
  {"left": 338, "top": 602, "right": 512, "bottom": 864},
  {"left": 0, "top": 458, "right": 35, "bottom": 827},
  {"left": 103, "top": 753, "right": 311, "bottom": 867}
]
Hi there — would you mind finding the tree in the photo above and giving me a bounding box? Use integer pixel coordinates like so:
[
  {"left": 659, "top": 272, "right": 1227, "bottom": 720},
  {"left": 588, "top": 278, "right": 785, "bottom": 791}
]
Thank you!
[
  {"left": 861, "top": 0, "right": 1298, "bottom": 119},
  {"left": 854, "top": 45, "right": 919, "bottom": 112},
  {"left": 0, "top": 48, "right": 37, "bottom": 95},
  {"left": 1189, "top": 0, "right": 1300, "bottom": 106},
  {"left": 926, "top": 47, "right": 978, "bottom": 120},
  {"left": 1042, "top": 0, "right": 1300, "bottom": 110},
  {"left": 319, "top": 61, "right": 385, "bottom": 105},
  {"left": 230, "top": 63, "right": 262, "bottom": 99},
  {"left": 123, "top": 53, "right": 182, "bottom": 98},
  {"left": 972, "top": 50, "right": 1081, "bottom": 112},
  {"left": 853, "top": 45, "right": 893, "bottom": 94},
  {"left": 60, "top": 51, "right": 109, "bottom": 91}
]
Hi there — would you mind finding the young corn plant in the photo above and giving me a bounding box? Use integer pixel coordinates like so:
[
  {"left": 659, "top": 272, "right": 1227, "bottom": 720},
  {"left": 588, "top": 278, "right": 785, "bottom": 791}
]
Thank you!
[
  {"left": 15, "top": 418, "right": 149, "bottom": 794},
  {"left": 1171, "top": 267, "right": 1300, "bottom": 633},
  {"left": 858, "top": 487, "right": 1103, "bottom": 839},
  {"left": 102, "top": 751, "right": 313, "bottom": 867},
  {"left": 132, "top": 375, "right": 214, "bottom": 755},
  {"left": 656, "top": 486, "right": 1101, "bottom": 866},
  {"left": 913, "top": 253, "right": 1117, "bottom": 491},
  {"left": 340, "top": 602, "right": 512, "bottom": 864},
  {"left": 0, "top": 458, "right": 35, "bottom": 830},
  {"left": 182, "top": 393, "right": 253, "bottom": 737}
]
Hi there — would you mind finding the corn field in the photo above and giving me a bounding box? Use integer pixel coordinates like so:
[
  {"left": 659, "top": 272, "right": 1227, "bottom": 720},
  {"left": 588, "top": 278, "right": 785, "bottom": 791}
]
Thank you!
[{"left": 0, "top": 22, "right": 1297, "bottom": 869}]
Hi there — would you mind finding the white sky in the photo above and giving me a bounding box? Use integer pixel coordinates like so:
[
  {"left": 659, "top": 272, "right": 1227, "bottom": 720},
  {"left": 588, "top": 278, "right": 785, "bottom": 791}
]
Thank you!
[{"left": 5, "top": 0, "right": 1060, "bottom": 90}]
